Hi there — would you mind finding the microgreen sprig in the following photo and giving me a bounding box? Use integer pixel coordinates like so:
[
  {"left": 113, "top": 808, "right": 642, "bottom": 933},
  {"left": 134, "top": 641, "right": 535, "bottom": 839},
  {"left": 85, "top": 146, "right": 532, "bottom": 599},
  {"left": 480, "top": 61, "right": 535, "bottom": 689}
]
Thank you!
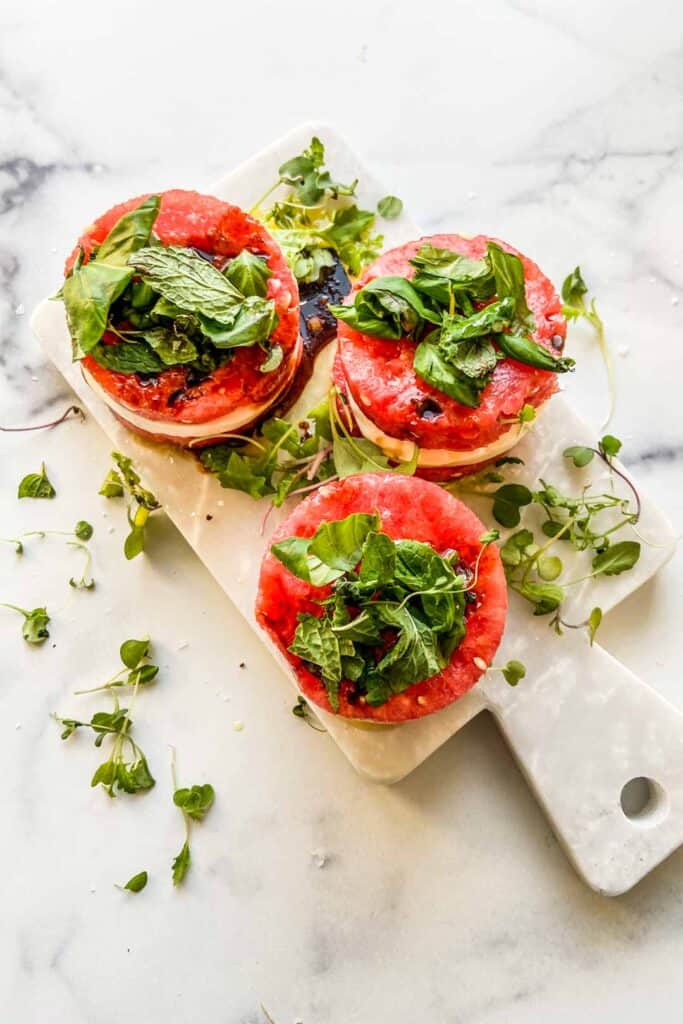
[
  {"left": 459, "top": 433, "right": 642, "bottom": 644},
  {"left": 99, "top": 452, "right": 160, "bottom": 559},
  {"left": 562, "top": 266, "right": 614, "bottom": 427},
  {"left": 0, "top": 603, "right": 50, "bottom": 644},
  {"left": 292, "top": 696, "right": 326, "bottom": 732},
  {"left": 170, "top": 750, "right": 215, "bottom": 886},
  {"left": 53, "top": 637, "right": 158, "bottom": 797},
  {"left": 1, "top": 405, "right": 83, "bottom": 433},
  {"left": 21, "top": 520, "right": 95, "bottom": 589}
]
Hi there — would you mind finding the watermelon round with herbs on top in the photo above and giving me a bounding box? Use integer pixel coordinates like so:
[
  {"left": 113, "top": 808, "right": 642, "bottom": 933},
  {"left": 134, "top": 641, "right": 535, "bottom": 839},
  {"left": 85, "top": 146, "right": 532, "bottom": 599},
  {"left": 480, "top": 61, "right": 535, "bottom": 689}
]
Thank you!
[
  {"left": 63, "top": 190, "right": 301, "bottom": 447},
  {"left": 333, "top": 233, "right": 567, "bottom": 475},
  {"left": 256, "top": 473, "right": 507, "bottom": 723}
]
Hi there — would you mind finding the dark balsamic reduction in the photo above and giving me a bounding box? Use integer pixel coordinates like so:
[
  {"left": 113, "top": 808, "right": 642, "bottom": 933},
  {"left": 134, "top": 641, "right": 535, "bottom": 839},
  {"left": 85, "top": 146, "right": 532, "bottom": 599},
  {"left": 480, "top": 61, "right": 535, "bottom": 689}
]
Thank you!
[{"left": 270, "top": 254, "right": 351, "bottom": 418}]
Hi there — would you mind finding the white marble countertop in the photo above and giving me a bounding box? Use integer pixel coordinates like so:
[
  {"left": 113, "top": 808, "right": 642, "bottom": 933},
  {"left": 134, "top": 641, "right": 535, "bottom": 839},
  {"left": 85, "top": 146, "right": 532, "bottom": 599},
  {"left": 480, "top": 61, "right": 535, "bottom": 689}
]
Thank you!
[{"left": 2, "top": 2, "right": 683, "bottom": 1021}]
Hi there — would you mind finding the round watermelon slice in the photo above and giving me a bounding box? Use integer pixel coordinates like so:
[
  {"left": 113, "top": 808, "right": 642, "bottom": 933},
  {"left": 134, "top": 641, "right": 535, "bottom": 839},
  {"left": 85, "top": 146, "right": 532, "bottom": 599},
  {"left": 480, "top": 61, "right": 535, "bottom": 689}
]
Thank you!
[
  {"left": 256, "top": 473, "right": 508, "bottom": 723},
  {"left": 334, "top": 233, "right": 566, "bottom": 474},
  {"left": 66, "top": 190, "right": 301, "bottom": 447}
]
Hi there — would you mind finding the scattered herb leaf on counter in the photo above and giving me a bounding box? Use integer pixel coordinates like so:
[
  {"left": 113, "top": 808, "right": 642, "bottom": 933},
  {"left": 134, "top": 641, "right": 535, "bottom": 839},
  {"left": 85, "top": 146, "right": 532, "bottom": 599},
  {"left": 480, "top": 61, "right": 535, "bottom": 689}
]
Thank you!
[
  {"left": 377, "top": 195, "right": 403, "bottom": 220},
  {"left": 271, "top": 512, "right": 497, "bottom": 710},
  {"left": 561, "top": 266, "right": 614, "bottom": 427},
  {"left": 251, "top": 136, "right": 385, "bottom": 285},
  {"left": 0, "top": 604, "right": 50, "bottom": 644},
  {"left": 17, "top": 462, "right": 56, "bottom": 499},
  {"left": 100, "top": 452, "right": 160, "bottom": 559},
  {"left": 1, "top": 405, "right": 83, "bottom": 434},
  {"left": 170, "top": 753, "right": 215, "bottom": 886},
  {"left": 54, "top": 636, "right": 158, "bottom": 797},
  {"left": 118, "top": 870, "right": 148, "bottom": 894},
  {"left": 292, "top": 696, "right": 326, "bottom": 732}
]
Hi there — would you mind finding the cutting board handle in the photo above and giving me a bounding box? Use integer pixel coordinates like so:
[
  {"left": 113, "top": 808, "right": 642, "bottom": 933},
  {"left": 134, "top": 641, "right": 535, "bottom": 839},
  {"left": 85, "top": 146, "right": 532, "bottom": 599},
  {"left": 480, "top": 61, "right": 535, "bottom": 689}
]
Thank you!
[{"left": 483, "top": 634, "right": 683, "bottom": 895}]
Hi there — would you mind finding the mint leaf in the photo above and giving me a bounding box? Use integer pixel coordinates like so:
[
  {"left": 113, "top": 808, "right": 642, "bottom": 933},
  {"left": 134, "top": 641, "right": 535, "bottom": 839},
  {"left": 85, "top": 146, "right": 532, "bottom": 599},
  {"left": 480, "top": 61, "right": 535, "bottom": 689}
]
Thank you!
[{"left": 129, "top": 246, "right": 243, "bottom": 321}]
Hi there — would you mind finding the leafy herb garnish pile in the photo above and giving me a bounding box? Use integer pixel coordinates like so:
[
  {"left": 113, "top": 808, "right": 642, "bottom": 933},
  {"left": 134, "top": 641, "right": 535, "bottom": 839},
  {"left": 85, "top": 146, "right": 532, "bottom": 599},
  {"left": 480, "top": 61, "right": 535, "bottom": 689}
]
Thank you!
[
  {"left": 58, "top": 195, "right": 282, "bottom": 377},
  {"left": 253, "top": 136, "right": 396, "bottom": 285},
  {"left": 460, "top": 434, "right": 641, "bottom": 642},
  {"left": 271, "top": 511, "right": 492, "bottom": 709},
  {"left": 54, "top": 637, "right": 158, "bottom": 797},
  {"left": 199, "top": 390, "right": 415, "bottom": 511},
  {"left": 330, "top": 241, "right": 574, "bottom": 408}
]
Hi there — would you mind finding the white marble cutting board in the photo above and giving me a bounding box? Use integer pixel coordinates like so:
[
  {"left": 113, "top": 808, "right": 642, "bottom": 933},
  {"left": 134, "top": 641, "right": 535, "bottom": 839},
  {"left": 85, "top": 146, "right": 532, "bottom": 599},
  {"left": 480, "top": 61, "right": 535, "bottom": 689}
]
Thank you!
[{"left": 32, "top": 123, "right": 681, "bottom": 895}]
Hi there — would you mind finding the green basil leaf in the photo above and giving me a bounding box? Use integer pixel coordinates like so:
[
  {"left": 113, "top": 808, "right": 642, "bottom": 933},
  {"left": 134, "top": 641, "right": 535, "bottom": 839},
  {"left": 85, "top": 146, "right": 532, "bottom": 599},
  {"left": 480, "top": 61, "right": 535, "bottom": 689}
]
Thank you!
[
  {"left": 591, "top": 540, "right": 640, "bottom": 576},
  {"left": 410, "top": 245, "right": 496, "bottom": 306},
  {"left": 331, "top": 275, "right": 440, "bottom": 341},
  {"left": 377, "top": 195, "right": 403, "bottom": 219},
  {"left": 129, "top": 246, "right": 243, "bottom": 321},
  {"left": 309, "top": 512, "right": 380, "bottom": 573},
  {"left": 487, "top": 242, "right": 534, "bottom": 328},
  {"left": 440, "top": 298, "right": 515, "bottom": 342},
  {"left": 198, "top": 297, "right": 277, "bottom": 349},
  {"left": 63, "top": 262, "right": 133, "bottom": 357},
  {"left": 96, "top": 196, "right": 161, "bottom": 267},
  {"left": 18, "top": 462, "right": 56, "bottom": 499},
  {"left": 90, "top": 341, "right": 165, "bottom": 375},
  {"left": 495, "top": 333, "right": 575, "bottom": 373},
  {"left": 413, "top": 341, "right": 482, "bottom": 407},
  {"left": 224, "top": 249, "right": 272, "bottom": 297}
]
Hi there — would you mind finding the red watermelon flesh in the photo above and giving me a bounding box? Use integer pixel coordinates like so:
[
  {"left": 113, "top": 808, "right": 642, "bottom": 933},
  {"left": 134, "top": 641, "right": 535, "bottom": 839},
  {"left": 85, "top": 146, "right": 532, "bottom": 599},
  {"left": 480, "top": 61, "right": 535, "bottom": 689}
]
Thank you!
[
  {"left": 335, "top": 233, "right": 566, "bottom": 452},
  {"left": 256, "top": 473, "right": 508, "bottom": 723},
  {"left": 67, "top": 190, "right": 300, "bottom": 431}
]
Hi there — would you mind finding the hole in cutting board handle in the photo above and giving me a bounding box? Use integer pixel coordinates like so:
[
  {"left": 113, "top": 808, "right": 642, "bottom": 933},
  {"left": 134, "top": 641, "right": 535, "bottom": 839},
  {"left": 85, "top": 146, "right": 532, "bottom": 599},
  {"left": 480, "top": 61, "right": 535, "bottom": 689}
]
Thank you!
[{"left": 620, "top": 777, "right": 669, "bottom": 826}]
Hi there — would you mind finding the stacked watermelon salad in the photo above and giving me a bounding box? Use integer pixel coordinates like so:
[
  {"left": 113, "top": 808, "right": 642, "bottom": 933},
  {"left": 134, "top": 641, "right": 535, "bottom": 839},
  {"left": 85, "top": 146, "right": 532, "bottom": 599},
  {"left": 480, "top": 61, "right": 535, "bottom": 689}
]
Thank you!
[{"left": 54, "top": 138, "right": 584, "bottom": 723}]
